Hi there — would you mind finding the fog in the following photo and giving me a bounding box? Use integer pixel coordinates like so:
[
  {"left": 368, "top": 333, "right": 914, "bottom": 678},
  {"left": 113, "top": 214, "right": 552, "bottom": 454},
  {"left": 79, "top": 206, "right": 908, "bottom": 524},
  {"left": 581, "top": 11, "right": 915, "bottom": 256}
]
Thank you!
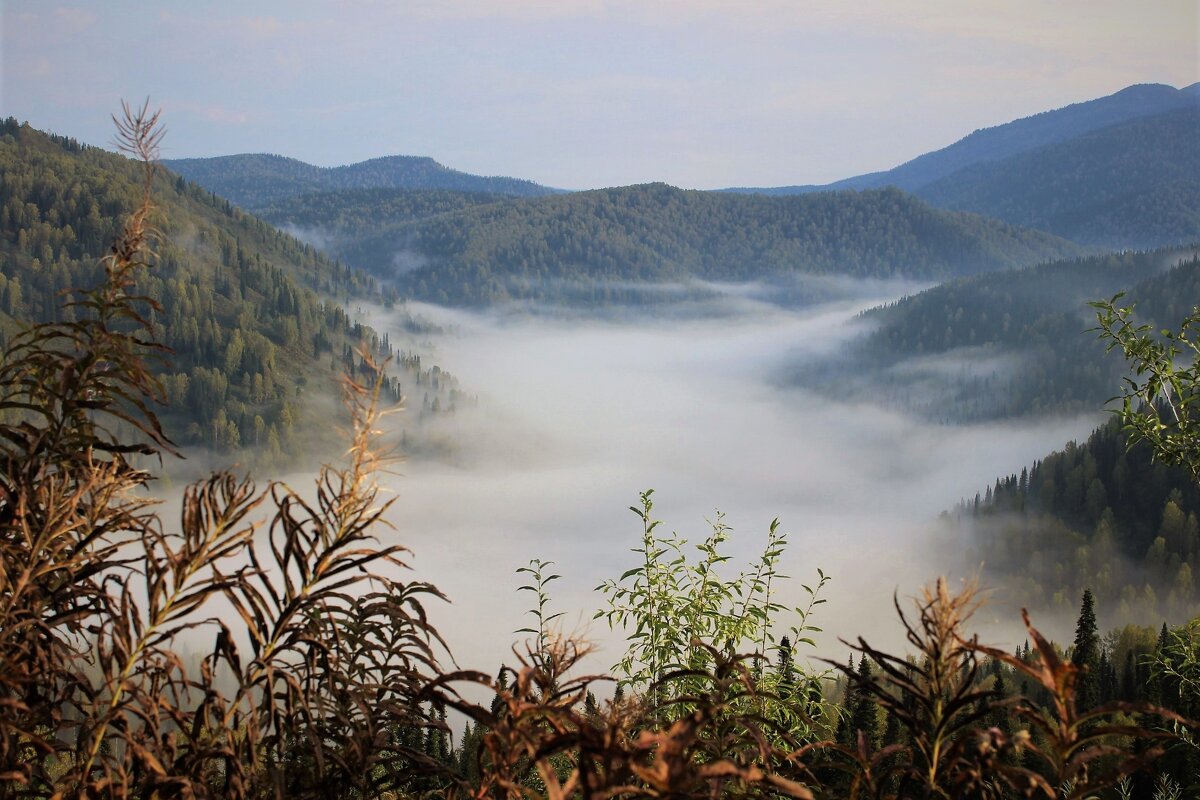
[{"left": 346, "top": 285, "right": 1106, "bottom": 675}]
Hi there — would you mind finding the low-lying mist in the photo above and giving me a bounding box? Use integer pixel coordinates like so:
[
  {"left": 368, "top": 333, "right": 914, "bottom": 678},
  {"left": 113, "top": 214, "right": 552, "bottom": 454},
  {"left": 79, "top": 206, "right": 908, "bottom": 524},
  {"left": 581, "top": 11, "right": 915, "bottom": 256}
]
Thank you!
[{"left": 341, "top": 284, "right": 1106, "bottom": 674}]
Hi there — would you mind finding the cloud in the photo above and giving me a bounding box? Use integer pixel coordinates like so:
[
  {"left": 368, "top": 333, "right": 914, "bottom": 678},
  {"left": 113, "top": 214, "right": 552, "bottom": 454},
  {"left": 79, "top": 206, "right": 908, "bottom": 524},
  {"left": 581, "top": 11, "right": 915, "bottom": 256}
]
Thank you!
[
  {"left": 172, "top": 101, "right": 253, "bottom": 126},
  {"left": 239, "top": 15, "right": 283, "bottom": 38},
  {"left": 52, "top": 6, "right": 96, "bottom": 30}
]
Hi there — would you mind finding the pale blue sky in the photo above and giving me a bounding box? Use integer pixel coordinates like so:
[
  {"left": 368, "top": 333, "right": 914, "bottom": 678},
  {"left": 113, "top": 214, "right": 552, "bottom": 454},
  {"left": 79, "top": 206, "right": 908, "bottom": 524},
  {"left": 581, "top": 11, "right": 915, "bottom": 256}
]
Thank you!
[{"left": 2, "top": 1, "right": 1196, "bottom": 189}]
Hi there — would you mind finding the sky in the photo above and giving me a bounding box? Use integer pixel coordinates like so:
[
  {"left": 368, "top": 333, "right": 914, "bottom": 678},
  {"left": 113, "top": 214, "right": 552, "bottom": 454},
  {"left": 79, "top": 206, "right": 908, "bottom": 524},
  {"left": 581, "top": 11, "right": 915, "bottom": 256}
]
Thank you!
[{"left": 2, "top": 1, "right": 1196, "bottom": 190}]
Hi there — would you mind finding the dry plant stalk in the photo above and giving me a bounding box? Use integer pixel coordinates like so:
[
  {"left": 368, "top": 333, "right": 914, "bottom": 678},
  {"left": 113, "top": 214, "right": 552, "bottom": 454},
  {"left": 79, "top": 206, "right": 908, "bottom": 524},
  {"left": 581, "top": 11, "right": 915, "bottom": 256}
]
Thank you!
[
  {"left": 435, "top": 637, "right": 822, "bottom": 800},
  {"left": 972, "top": 610, "right": 1187, "bottom": 800},
  {"left": 827, "top": 578, "right": 1190, "bottom": 800},
  {"left": 0, "top": 104, "right": 451, "bottom": 799}
]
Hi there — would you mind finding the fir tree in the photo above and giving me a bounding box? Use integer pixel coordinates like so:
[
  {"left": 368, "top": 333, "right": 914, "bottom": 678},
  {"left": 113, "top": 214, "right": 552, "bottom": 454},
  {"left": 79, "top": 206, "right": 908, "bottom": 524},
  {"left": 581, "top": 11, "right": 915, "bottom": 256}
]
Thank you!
[
  {"left": 850, "top": 657, "right": 880, "bottom": 750},
  {"left": 1072, "top": 588, "right": 1100, "bottom": 712}
]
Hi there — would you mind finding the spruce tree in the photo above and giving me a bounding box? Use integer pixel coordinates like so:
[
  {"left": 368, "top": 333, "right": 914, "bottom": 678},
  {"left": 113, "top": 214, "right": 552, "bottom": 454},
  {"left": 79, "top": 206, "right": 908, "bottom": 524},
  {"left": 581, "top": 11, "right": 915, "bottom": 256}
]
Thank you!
[
  {"left": 1071, "top": 588, "right": 1100, "bottom": 712},
  {"left": 850, "top": 657, "right": 880, "bottom": 750},
  {"left": 836, "top": 655, "right": 856, "bottom": 746},
  {"left": 1121, "top": 650, "right": 1137, "bottom": 702}
]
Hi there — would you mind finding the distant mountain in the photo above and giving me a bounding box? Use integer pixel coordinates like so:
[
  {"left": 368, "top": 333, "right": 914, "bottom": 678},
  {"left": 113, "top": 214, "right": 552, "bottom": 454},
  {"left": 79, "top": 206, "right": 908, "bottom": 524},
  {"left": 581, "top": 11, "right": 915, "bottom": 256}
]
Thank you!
[
  {"left": 724, "top": 82, "right": 1199, "bottom": 195},
  {"left": 914, "top": 108, "right": 1200, "bottom": 249},
  {"left": 830, "top": 246, "right": 1200, "bottom": 421},
  {"left": 161, "top": 152, "right": 558, "bottom": 210},
  {"left": 0, "top": 120, "right": 463, "bottom": 464},
  {"left": 257, "top": 187, "right": 507, "bottom": 239},
  {"left": 337, "top": 183, "right": 1083, "bottom": 306}
]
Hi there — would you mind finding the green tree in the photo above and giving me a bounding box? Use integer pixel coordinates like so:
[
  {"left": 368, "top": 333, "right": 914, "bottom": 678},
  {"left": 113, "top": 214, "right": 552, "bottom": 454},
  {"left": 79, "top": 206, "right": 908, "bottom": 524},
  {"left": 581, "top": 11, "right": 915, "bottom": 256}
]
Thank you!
[
  {"left": 1091, "top": 293, "right": 1200, "bottom": 483},
  {"left": 1072, "top": 588, "right": 1100, "bottom": 712}
]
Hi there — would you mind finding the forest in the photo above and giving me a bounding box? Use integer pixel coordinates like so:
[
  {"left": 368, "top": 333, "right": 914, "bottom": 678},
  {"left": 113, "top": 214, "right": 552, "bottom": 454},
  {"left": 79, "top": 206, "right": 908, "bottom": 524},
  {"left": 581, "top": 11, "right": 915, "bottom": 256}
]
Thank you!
[
  {"left": 958, "top": 414, "right": 1200, "bottom": 622},
  {"left": 1, "top": 105, "right": 1198, "bottom": 800},
  {"left": 0, "top": 118, "right": 466, "bottom": 467},
  {"left": 347, "top": 184, "right": 1081, "bottom": 306},
  {"left": 842, "top": 248, "right": 1200, "bottom": 421}
]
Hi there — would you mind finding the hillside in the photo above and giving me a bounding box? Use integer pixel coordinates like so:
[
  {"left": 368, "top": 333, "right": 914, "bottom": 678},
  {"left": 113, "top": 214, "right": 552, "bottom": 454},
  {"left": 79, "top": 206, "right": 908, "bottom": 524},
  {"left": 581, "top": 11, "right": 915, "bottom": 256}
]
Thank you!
[
  {"left": 257, "top": 187, "right": 508, "bottom": 236},
  {"left": 915, "top": 108, "right": 1200, "bottom": 248},
  {"left": 162, "top": 152, "right": 557, "bottom": 210},
  {"left": 0, "top": 119, "right": 464, "bottom": 466},
  {"left": 338, "top": 183, "right": 1082, "bottom": 306},
  {"left": 833, "top": 247, "right": 1200, "bottom": 421},
  {"left": 959, "top": 412, "right": 1200, "bottom": 625},
  {"left": 725, "top": 81, "right": 1199, "bottom": 195}
]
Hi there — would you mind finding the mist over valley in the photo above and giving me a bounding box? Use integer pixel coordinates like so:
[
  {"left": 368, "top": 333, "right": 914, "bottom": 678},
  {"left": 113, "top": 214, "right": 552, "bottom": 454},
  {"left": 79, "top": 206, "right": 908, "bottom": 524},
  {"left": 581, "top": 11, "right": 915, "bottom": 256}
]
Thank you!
[{"left": 355, "top": 283, "right": 1109, "bottom": 670}]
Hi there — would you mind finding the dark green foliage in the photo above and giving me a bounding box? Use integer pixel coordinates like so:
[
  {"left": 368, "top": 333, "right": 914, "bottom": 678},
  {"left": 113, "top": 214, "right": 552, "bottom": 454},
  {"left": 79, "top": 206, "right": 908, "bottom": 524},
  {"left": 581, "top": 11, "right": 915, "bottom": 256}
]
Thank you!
[
  {"left": 960, "top": 414, "right": 1200, "bottom": 620},
  {"left": 0, "top": 118, "right": 463, "bottom": 462},
  {"left": 362, "top": 183, "right": 1080, "bottom": 306},
  {"left": 848, "top": 658, "right": 880, "bottom": 751},
  {"left": 162, "top": 152, "right": 557, "bottom": 210},
  {"left": 846, "top": 248, "right": 1198, "bottom": 421},
  {"left": 1071, "top": 590, "right": 1100, "bottom": 712},
  {"left": 1092, "top": 285, "right": 1200, "bottom": 486},
  {"left": 917, "top": 108, "right": 1200, "bottom": 249},
  {"left": 258, "top": 185, "right": 507, "bottom": 231}
]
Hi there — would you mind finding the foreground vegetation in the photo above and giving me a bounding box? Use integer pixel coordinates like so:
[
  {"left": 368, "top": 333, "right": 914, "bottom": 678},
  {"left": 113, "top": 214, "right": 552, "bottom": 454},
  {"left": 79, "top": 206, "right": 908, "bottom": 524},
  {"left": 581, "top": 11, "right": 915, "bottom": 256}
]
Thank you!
[{"left": 1, "top": 110, "right": 1197, "bottom": 799}]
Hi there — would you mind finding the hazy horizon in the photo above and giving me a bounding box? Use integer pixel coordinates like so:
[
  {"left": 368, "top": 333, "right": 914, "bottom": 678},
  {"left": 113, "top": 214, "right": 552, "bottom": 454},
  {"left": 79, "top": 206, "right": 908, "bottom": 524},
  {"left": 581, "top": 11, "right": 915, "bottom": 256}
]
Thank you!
[{"left": 2, "top": 1, "right": 1196, "bottom": 190}]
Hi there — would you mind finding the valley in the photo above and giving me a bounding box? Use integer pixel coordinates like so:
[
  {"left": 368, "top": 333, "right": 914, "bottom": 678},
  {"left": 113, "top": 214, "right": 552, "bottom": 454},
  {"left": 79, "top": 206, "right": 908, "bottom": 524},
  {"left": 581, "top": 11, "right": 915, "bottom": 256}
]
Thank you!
[{"left": 3, "top": 29, "right": 1199, "bottom": 789}]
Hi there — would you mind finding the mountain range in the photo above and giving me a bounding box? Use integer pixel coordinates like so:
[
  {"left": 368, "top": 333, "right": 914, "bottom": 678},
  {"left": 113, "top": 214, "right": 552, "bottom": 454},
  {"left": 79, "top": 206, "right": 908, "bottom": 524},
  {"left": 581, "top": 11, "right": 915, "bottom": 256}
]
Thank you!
[
  {"left": 725, "top": 82, "right": 1199, "bottom": 195},
  {"left": 162, "top": 152, "right": 558, "bottom": 210},
  {"left": 165, "top": 82, "right": 1199, "bottom": 281},
  {"left": 725, "top": 83, "right": 1200, "bottom": 249}
]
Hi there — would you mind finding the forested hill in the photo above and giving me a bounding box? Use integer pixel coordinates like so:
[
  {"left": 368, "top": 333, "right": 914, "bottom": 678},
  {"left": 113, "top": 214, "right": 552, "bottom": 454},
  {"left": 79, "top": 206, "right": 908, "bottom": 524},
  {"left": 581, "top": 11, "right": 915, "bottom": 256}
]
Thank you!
[
  {"left": 162, "top": 152, "right": 557, "bottom": 210},
  {"left": 915, "top": 108, "right": 1200, "bottom": 249},
  {"left": 959, "top": 412, "right": 1200, "bottom": 626},
  {"left": 0, "top": 119, "right": 463, "bottom": 466},
  {"left": 724, "top": 81, "right": 1198, "bottom": 195},
  {"left": 841, "top": 247, "right": 1199, "bottom": 421},
  {"left": 348, "top": 183, "right": 1082, "bottom": 306},
  {"left": 256, "top": 187, "right": 507, "bottom": 240}
]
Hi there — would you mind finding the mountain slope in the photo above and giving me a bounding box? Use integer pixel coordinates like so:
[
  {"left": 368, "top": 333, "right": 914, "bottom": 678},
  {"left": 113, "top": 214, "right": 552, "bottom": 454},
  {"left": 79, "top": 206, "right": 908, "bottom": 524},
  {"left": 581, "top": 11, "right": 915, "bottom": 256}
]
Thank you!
[
  {"left": 914, "top": 108, "right": 1200, "bottom": 248},
  {"left": 0, "top": 119, "right": 462, "bottom": 465},
  {"left": 256, "top": 187, "right": 508, "bottom": 238},
  {"left": 162, "top": 152, "right": 557, "bottom": 210},
  {"left": 835, "top": 247, "right": 1200, "bottom": 421},
  {"left": 961, "top": 410, "right": 1200, "bottom": 623},
  {"left": 347, "top": 183, "right": 1083, "bottom": 305},
  {"left": 725, "top": 82, "right": 1198, "bottom": 195}
]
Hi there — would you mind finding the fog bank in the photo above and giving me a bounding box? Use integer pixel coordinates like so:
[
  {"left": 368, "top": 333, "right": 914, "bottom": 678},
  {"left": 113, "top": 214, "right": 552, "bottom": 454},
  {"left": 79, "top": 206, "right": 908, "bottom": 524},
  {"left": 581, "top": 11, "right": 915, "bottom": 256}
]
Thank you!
[{"left": 365, "top": 287, "right": 1104, "bottom": 673}]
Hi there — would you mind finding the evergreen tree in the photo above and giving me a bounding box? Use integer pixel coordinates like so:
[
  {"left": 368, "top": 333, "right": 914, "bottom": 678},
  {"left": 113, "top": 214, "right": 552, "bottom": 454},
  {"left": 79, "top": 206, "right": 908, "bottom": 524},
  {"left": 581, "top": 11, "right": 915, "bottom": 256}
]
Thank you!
[
  {"left": 849, "top": 657, "right": 880, "bottom": 750},
  {"left": 1071, "top": 588, "right": 1100, "bottom": 712}
]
